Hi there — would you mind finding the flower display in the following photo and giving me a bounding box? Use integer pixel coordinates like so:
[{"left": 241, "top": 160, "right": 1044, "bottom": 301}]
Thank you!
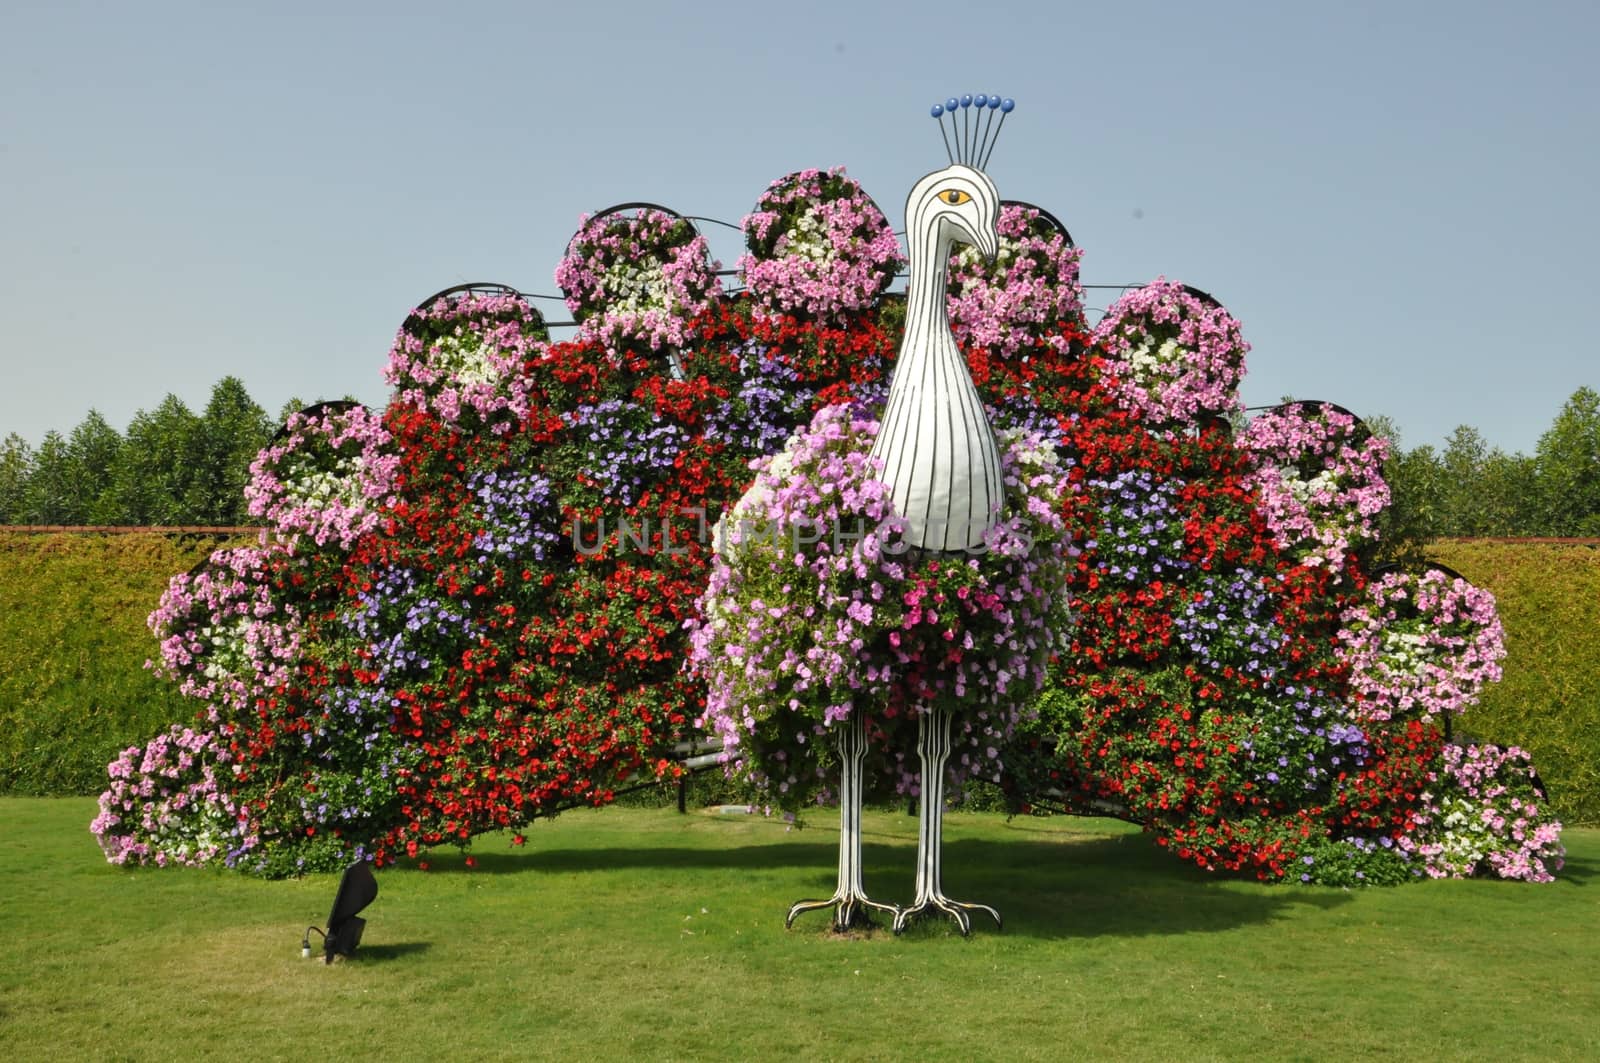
[
  {"left": 947, "top": 202, "right": 1084, "bottom": 358},
  {"left": 739, "top": 168, "right": 904, "bottom": 322},
  {"left": 467, "top": 468, "right": 562, "bottom": 563},
  {"left": 1238, "top": 402, "right": 1391, "bottom": 573},
  {"left": 90, "top": 725, "right": 254, "bottom": 868},
  {"left": 1337, "top": 568, "right": 1507, "bottom": 723},
  {"left": 147, "top": 543, "right": 303, "bottom": 720},
  {"left": 559, "top": 398, "right": 691, "bottom": 508},
  {"left": 1400, "top": 743, "right": 1564, "bottom": 882},
  {"left": 555, "top": 207, "right": 720, "bottom": 354},
  {"left": 384, "top": 289, "right": 548, "bottom": 433},
  {"left": 1093, "top": 278, "right": 1248, "bottom": 426},
  {"left": 245, "top": 403, "right": 399, "bottom": 550},
  {"left": 689, "top": 405, "right": 1075, "bottom": 804},
  {"left": 105, "top": 160, "right": 1558, "bottom": 891}
]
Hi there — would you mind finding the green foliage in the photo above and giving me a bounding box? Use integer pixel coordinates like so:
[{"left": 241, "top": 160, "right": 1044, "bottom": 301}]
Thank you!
[
  {"left": 184, "top": 377, "right": 276, "bottom": 524},
  {"left": 1296, "top": 835, "right": 1416, "bottom": 887},
  {"left": 1533, "top": 386, "right": 1600, "bottom": 536},
  {"left": 0, "top": 531, "right": 240, "bottom": 794},
  {"left": 1375, "top": 441, "right": 1444, "bottom": 564},
  {"left": 1, "top": 378, "right": 281, "bottom": 528},
  {"left": 1434, "top": 425, "right": 1538, "bottom": 536},
  {"left": 22, "top": 430, "right": 72, "bottom": 524},
  {"left": 1378, "top": 388, "right": 1599, "bottom": 542},
  {"left": 1427, "top": 540, "right": 1600, "bottom": 826},
  {"left": 108, "top": 394, "right": 205, "bottom": 525},
  {"left": 0, "top": 433, "right": 30, "bottom": 522},
  {"left": 65, "top": 410, "right": 124, "bottom": 523}
]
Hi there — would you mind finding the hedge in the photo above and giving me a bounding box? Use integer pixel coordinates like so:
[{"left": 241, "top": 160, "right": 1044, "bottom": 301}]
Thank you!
[
  {"left": 0, "top": 532, "right": 243, "bottom": 794},
  {"left": 5, "top": 533, "right": 1599, "bottom": 826},
  {"left": 1427, "top": 540, "right": 1600, "bottom": 826}
]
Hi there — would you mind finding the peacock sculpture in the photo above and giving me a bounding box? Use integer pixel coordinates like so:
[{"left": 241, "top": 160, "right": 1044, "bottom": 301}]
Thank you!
[
  {"left": 775, "top": 146, "right": 1009, "bottom": 932},
  {"left": 699, "top": 96, "right": 1074, "bottom": 935},
  {"left": 877, "top": 102, "right": 1010, "bottom": 934},
  {"left": 101, "top": 89, "right": 1554, "bottom": 910},
  {"left": 876, "top": 145, "right": 998, "bottom": 934}
]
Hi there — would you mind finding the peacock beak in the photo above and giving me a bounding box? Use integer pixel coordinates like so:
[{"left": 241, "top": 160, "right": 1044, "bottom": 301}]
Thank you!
[{"left": 976, "top": 226, "right": 998, "bottom": 265}]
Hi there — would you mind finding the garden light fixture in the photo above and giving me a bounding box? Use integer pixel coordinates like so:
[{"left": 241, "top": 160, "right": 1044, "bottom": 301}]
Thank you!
[{"left": 301, "top": 860, "right": 378, "bottom": 964}]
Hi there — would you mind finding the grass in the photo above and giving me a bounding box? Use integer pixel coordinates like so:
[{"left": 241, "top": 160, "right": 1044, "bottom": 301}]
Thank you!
[{"left": 3, "top": 801, "right": 1598, "bottom": 1061}]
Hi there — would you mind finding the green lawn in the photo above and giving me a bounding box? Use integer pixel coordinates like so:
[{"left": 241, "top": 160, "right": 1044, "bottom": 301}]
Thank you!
[{"left": 2, "top": 799, "right": 1597, "bottom": 1061}]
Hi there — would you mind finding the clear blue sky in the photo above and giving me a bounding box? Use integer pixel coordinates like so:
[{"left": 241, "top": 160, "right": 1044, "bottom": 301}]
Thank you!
[{"left": 3, "top": 0, "right": 1595, "bottom": 455}]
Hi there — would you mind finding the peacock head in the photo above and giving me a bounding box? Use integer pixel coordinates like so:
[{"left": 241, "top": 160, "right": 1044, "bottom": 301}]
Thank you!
[{"left": 906, "top": 163, "right": 1000, "bottom": 264}]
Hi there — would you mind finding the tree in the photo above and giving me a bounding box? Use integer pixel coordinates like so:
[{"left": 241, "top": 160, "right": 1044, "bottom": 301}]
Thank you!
[
  {"left": 65, "top": 410, "right": 124, "bottom": 524},
  {"left": 110, "top": 395, "right": 204, "bottom": 525},
  {"left": 1477, "top": 450, "right": 1538, "bottom": 536},
  {"left": 185, "top": 377, "right": 274, "bottom": 524},
  {"left": 277, "top": 397, "right": 307, "bottom": 425},
  {"left": 1378, "top": 441, "right": 1446, "bottom": 561},
  {"left": 0, "top": 434, "right": 32, "bottom": 524},
  {"left": 1533, "top": 386, "right": 1600, "bottom": 536},
  {"left": 1438, "top": 425, "right": 1491, "bottom": 535},
  {"left": 22, "top": 431, "right": 74, "bottom": 524}
]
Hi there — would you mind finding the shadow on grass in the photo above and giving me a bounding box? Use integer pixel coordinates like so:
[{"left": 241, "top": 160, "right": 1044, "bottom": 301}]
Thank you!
[
  {"left": 429, "top": 824, "right": 1350, "bottom": 940},
  {"left": 355, "top": 942, "right": 432, "bottom": 962},
  {"left": 456, "top": 839, "right": 849, "bottom": 875},
  {"left": 940, "top": 835, "right": 1353, "bottom": 940},
  {"left": 1556, "top": 853, "right": 1596, "bottom": 886}
]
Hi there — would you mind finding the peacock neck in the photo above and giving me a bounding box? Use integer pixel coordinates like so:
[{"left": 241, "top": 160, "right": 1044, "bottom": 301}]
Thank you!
[{"left": 900, "top": 226, "right": 961, "bottom": 364}]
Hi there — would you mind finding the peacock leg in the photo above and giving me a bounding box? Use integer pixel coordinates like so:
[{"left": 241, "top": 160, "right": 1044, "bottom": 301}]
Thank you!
[
  {"left": 893, "top": 704, "right": 1002, "bottom": 936},
  {"left": 786, "top": 712, "right": 896, "bottom": 931}
]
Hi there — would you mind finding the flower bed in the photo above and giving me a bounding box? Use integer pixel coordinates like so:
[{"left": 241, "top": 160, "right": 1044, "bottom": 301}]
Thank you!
[
  {"left": 689, "top": 405, "right": 1075, "bottom": 805},
  {"left": 102, "top": 161, "right": 1561, "bottom": 889}
]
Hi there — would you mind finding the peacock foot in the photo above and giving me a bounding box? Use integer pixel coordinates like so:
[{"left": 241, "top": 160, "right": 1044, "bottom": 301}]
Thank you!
[
  {"left": 892, "top": 894, "right": 1002, "bottom": 937},
  {"left": 786, "top": 891, "right": 898, "bottom": 932}
]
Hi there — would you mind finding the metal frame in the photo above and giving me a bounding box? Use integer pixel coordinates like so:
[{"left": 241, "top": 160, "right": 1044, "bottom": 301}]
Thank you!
[{"left": 1001, "top": 199, "right": 1075, "bottom": 249}]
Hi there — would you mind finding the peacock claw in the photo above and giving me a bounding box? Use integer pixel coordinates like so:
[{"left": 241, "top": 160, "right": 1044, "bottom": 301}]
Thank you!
[
  {"left": 786, "top": 892, "right": 898, "bottom": 932},
  {"left": 892, "top": 895, "right": 1001, "bottom": 936}
]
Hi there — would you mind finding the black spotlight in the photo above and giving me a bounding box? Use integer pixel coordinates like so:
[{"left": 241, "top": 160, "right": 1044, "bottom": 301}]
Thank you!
[{"left": 302, "top": 861, "right": 379, "bottom": 964}]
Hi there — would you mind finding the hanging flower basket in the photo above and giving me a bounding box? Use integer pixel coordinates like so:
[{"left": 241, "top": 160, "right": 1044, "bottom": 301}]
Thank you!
[
  {"left": 146, "top": 543, "right": 303, "bottom": 720},
  {"left": 1093, "top": 278, "right": 1248, "bottom": 426},
  {"left": 555, "top": 204, "right": 720, "bottom": 356},
  {"left": 947, "top": 201, "right": 1084, "bottom": 359},
  {"left": 245, "top": 402, "right": 399, "bottom": 550},
  {"left": 738, "top": 168, "right": 903, "bottom": 323},
  {"left": 1398, "top": 742, "right": 1563, "bottom": 882},
  {"left": 386, "top": 287, "right": 547, "bottom": 433},
  {"left": 1238, "top": 400, "right": 1390, "bottom": 572},
  {"left": 1336, "top": 567, "right": 1507, "bottom": 723}
]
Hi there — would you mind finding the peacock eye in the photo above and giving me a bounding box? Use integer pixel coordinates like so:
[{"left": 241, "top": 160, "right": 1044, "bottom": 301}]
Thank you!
[{"left": 939, "top": 189, "right": 972, "bottom": 205}]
